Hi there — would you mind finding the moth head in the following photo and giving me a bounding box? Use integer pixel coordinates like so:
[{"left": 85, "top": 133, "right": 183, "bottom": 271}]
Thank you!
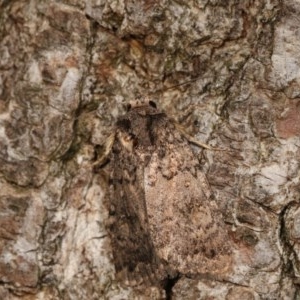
[
  {"left": 127, "top": 98, "right": 157, "bottom": 111},
  {"left": 117, "top": 99, "right": 164, "bottom": 150}
]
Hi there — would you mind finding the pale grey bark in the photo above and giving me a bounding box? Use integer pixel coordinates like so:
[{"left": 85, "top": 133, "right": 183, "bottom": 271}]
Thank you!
[{"left": 0, "top": 0, "right": 299, "bottom": 299}]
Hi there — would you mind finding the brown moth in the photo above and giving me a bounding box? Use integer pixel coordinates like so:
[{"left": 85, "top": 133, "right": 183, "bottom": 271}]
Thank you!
[{"left": 101, "top": 99, "right": 232, "bottom": 288}]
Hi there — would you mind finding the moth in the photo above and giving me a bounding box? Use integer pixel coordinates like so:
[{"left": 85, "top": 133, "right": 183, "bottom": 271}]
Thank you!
[{"left": 99, "top": 99, "right": 232, "bottom": 287}]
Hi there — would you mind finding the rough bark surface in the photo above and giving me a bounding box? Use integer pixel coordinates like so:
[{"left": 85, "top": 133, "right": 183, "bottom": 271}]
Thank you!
[{"left": 0, "top": 0, "right": 299, "bottom": 299}]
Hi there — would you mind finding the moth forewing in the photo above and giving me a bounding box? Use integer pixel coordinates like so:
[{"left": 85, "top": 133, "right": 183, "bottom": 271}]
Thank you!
[{"left": 102, "top": 100, "right": 233, "bottom": 287}]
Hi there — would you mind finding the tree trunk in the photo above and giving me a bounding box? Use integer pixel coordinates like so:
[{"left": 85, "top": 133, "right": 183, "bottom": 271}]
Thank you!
[{"left": 0, "top": 0, "right": 299, "bottom": 299}]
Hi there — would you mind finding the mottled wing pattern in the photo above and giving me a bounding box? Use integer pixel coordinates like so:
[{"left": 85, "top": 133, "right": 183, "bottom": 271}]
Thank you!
[
  {"left": 107, "top": 117, "right": 166, "bottom": 285},
  {"left": 144, "top": 119, "right": 232, "bottom": 277},
  {"left": 106, "top": 101, "right": 232, "bottom": 286}
]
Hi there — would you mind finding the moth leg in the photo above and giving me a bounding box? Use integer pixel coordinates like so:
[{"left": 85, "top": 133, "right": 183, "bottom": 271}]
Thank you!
[
  {"left": 93, "top": 132, "right": 116, "bottom": 167},
  {"left": 174, "top": 122, "right": 226, "bottom": 151}
]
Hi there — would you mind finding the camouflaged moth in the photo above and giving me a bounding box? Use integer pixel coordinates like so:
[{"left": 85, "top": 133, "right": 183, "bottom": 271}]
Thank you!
[{"left": 98, "top": 99, "right": 232, "bottom": 288}]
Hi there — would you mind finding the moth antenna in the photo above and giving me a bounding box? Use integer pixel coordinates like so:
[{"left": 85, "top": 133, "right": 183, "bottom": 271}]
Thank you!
[
  {"left": 146, "top": 75, "right": 209, "bottom": 98},
  {"left": 173, "top": 122, "right": 227, "bottom": 151}
]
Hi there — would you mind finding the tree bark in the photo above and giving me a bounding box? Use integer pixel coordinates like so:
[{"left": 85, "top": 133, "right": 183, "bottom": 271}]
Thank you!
[{"left": 0, "top": 0, "right": 299, "bottom": 299}]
